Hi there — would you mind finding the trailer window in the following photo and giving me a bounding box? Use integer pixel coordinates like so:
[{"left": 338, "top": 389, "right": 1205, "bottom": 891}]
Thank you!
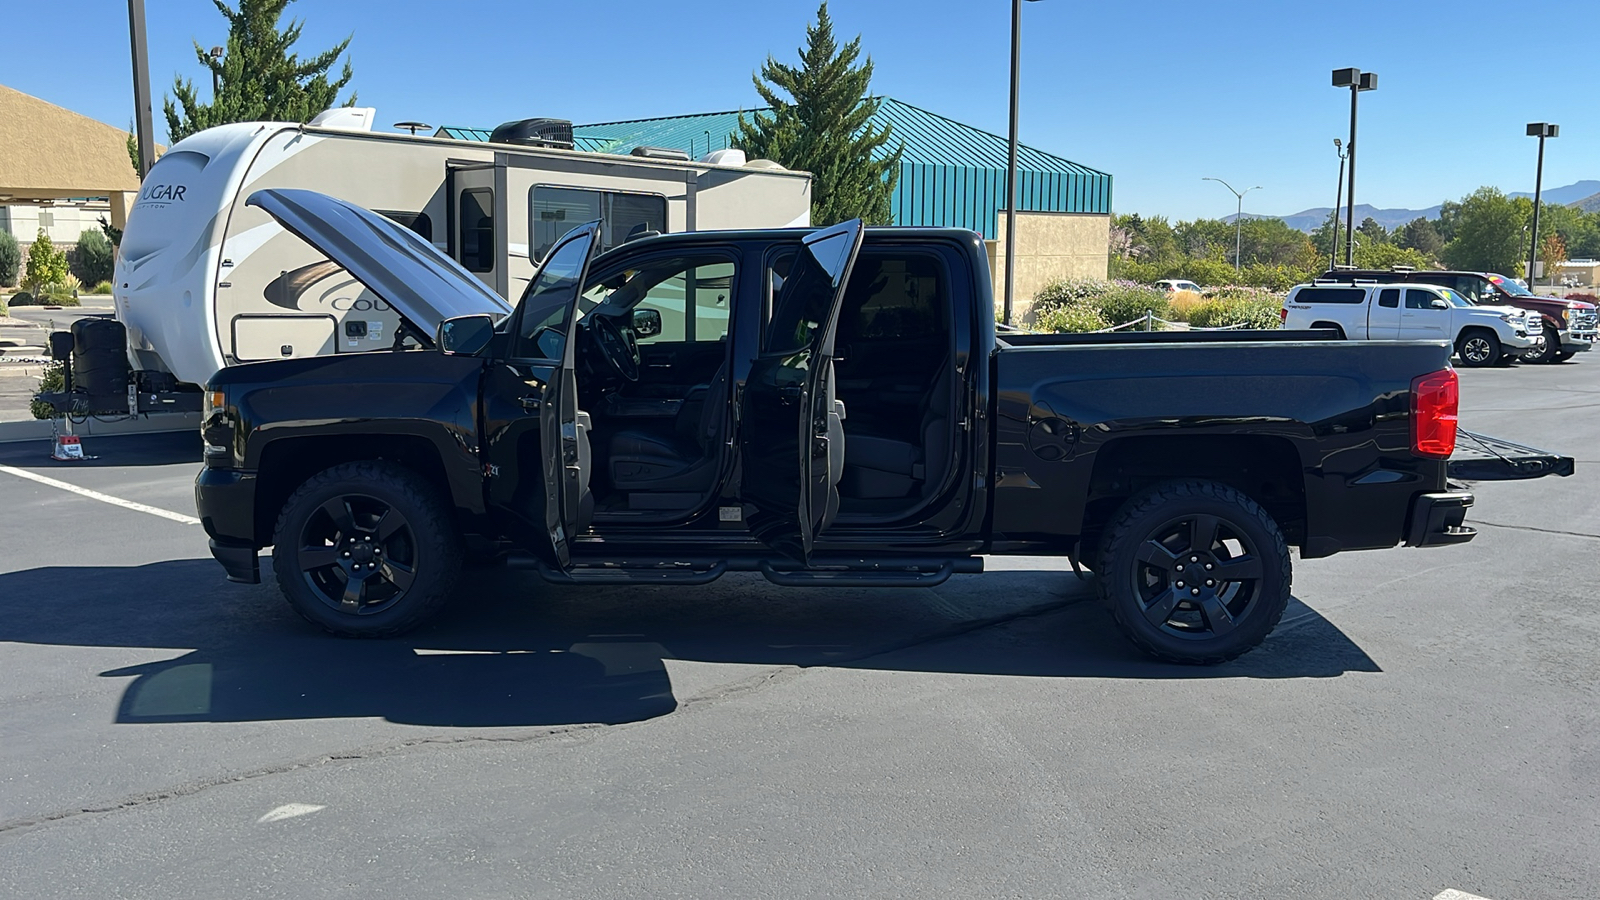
[
  {"left": 459, "top": 189, "right": 494, "bottom": 273},
  {"left": 530, "top": 186, "right": 666, "bottom": 261},
  {"left": 378, "top": 210, "right": 433, "bottom": 242}
]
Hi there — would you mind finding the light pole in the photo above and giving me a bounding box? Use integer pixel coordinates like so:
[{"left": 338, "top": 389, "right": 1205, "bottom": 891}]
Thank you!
[
  {"left": 1003, "top": 0, "right": 1043, "bottom": 325},
  {"left": 209, "top": 46, "right": 224, "bottom": 97},
  {"left": 1526, "top": 122, "right": 1559, "bottom": 288},
  {"left": 126, "top": 0, "right": 155, "bottom": 179},
  {"left": 1330, "top": 138, "right": 1347, "bottom": 270},
  {"left": 1202, "top": 177, "right": 1262, "bottom": 272},
  {"left": 1331, "top": 68, "right": 1377, "bottom": 267}
]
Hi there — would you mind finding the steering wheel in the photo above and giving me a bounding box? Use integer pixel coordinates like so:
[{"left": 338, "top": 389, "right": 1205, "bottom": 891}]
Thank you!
[{"left": 591, "top": 315, "right": 639, "bottom": 382}]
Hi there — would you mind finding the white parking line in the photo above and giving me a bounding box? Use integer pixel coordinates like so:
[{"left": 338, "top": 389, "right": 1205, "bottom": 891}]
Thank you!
[
  {"left": 0, "top": 463, "right": 201, "bottom": 525},
  {"left": 1434, "top": 890, "right": 1496, "bottom": 900}
]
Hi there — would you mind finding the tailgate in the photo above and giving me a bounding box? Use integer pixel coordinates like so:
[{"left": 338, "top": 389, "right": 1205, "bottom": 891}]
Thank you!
[{"left": 1449, "top": 430, "right": 1576, "bottom": 481}]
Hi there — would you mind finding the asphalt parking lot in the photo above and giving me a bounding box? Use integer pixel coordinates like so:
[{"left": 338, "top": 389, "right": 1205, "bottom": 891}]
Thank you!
[{"left": 1, "top": 356, "right": 1597, "bottom": 899}]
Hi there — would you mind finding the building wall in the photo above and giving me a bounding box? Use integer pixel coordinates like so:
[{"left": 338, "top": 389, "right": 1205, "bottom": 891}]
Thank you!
[
  {"left": 0, "top": 201, "right": 111, "bottom": 245},
  {"left": 989, "top": 211, "right": 1110, "bottom": 321}
]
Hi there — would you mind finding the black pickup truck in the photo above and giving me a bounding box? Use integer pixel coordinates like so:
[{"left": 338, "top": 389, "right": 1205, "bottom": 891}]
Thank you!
[{"left": 194, "top": 189, "right": 1570, "bottom": 664}]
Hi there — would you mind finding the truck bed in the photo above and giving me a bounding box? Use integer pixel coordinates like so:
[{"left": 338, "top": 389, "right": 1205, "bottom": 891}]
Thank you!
[{"left": 996, "top": 328, "right": 1341, "bottom": 347}]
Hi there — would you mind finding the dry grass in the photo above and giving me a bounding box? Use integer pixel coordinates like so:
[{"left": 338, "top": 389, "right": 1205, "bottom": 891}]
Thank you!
[{"left": 1167, "top": 290, "right": 1204, "bottom": 320}]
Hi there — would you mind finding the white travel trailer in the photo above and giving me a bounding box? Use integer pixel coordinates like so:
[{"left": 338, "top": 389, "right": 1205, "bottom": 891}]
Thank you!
[{"left": 106, "top": 108, "right": 811, "bottom": 404}]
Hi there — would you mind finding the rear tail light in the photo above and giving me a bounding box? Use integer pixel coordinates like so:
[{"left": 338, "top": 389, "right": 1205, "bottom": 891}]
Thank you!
[
  {"left": 1279, "top": 306, "right": 1289, "bottom": 324},
  {"left": 1411, "top": 368, "right": 1459, "bottom": 458}
]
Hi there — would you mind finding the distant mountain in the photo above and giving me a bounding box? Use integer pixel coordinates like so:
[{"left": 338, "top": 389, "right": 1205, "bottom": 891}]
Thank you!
[
  {"left": 1254, "top": 180, "right": 1600, "bottom": 233},
  {"left": 1245, "top": 204, "right": 1443, "bottom": 233},
  {"left": 1509, "top": 180, "right": 1600, "bottom": 205}
]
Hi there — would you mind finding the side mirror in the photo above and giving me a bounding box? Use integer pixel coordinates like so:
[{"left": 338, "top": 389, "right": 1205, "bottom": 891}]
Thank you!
[
  {"left": 436, "top": 314, "right": 496, "bottom": 356},
  {"left": 632, "top": 308, "right": 663, "bottom": 338},
  {"left": 1430, "top": 298, "right": 1451, "bottom": 310}
]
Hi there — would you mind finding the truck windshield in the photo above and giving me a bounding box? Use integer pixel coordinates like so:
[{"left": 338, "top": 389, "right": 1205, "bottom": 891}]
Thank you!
[
  {"left": 1487, "top": 274, "right": 1534, "bottom": 297},
  {"left": 1441, "top": 288, "right": 1474, "bottom": 308}
]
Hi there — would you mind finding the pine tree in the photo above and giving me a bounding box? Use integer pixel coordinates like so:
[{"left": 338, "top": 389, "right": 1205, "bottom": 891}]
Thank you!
[
  {"left": 163, "top": 0, "right": 355, "bottom": 144},
  {"left": 734, "top": 3, "right": 902, "bottom": 226}
]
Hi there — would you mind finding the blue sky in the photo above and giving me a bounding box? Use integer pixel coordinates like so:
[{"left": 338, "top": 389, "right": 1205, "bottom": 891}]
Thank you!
[{"left": 5, "top": 0, "right": 1598, "bottom": 221}]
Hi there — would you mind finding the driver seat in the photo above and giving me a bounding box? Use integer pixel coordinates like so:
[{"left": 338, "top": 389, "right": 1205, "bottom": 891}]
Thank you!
[{"left": 607, "top": 360, "right": 729, "bottom": 504}]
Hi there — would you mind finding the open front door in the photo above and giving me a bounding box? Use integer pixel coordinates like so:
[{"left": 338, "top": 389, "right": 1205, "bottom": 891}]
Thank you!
[
  {"left": 739, "top": 219, "right": 865, "bottom": 562},
  {"left": 481, "top": 223, "right": 601, "bottom": 570}
]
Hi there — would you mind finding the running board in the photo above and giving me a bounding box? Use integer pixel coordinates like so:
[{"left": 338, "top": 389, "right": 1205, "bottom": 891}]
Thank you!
[
  {"left": 516, "top": 555, "right": 983, "bottom": 587},
  {"left": 1449, "top": 430, "right": 1576, "bottom": 481}
]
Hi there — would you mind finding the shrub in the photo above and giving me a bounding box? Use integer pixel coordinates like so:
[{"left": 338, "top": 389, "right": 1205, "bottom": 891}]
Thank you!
[
  {"left": 39, "top": 283, "right": 80, "bottom": 307},
  {"left": 0, "top": 231, "right": 19, "bottom": 287},
  {"left": 90, "top": 280, "right": 114, "bottom": 294},
  {"left": 22, "top": 231, "right": 69, "bottom": 294},
  {"left": 73, "top": 229, "right": 115, "bottom": 286},
  {"left": 1034, "top": 302, "right": 1109, "bottom": 333},
  {"left": 31, "top": 361, "right": 66, "bottom": 420},
  {"left": 1187, "top": 294, "right": 1284, "bottom": 330},
  {"left": 0, "top": 294, "right": 7, "bottom": 317},
  {"left": 1032, "top": 277, "right": 1170, "bottom": 328},
  {"left": 9, "top": 291, "right": 35, "bottom": 306},
  {"left": 1565, "top": 292, "right": 1597, "bottom": 303}
]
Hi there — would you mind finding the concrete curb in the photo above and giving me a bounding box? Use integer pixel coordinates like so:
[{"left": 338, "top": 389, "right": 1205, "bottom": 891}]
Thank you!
[{"left": 0, "top": 413, "right": 199, "bottom": 444}]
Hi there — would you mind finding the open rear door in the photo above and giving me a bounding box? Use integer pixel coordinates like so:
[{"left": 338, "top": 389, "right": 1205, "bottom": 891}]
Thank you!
[{"left": 739, "top": 219, "right": 865, "bottom": 562}]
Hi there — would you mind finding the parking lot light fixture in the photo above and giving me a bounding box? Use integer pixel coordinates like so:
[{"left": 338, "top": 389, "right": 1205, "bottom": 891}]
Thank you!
[
  {"left": 1202, "top": 177, "right": 1262, "bottom": 272},
  {"left": 1331, "top": 68, "right": 1377, "bottom": 267},
  {"left": 1003, "top": 0, "right": 1043, "bottom": 326},
  {"left": 1527, "top": 122, "right": 1559, "bottom": 288}
]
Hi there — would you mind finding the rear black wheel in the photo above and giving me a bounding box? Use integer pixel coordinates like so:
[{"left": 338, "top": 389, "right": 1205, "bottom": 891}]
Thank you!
[
  {"left": 1457, "top": 330, "right": 1501, "bottom": 368},
  {"left": 272, "top": 461, "right": 462, "bottom": 637},
  {"left": 1097, "top": 480, "right": 1291, "bottom": 665}
]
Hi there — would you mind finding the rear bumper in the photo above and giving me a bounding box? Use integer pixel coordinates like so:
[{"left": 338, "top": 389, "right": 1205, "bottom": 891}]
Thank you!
[{"left": 1404, "top": 491, "right": 1476, "bottom": 548}]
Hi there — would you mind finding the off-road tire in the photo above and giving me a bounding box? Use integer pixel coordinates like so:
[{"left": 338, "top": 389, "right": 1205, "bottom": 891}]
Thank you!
[
  {"left": 1096, "top": 480, "right": 1291, "bottom": 665},
  {"left": 272, "top": 460, "right": 462, "bottom": 638},
  {"left": 1456, "top": 330, "right": 1501, "bottom": 368}
]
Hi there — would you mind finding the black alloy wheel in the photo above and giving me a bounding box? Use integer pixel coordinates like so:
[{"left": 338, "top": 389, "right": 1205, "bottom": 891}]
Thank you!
[
  {"left": 272, "top": 461, "right": 462, "bottom": 637},
  {"left": 1457, "top": 331, "right": 1501, "bottom": 368},
  {"left": 1097, "top": 480, "right": 1291, "bottom": 664},
  {"left": 1521, "top": 325, "right": 1561, "bottom": 364}
]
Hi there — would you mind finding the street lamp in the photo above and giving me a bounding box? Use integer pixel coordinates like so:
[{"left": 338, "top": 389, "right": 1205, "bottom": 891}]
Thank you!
[
  {"left": 1331, "top": 67, "right": 1377, "bottom": 267},
  {"left": 1003, "top": 0, "right": 1043, "bottom": 326},
  {"left": 1330, "top": 138, "right": 1347, "bottom": 270},
  {"left": 209, "top": 45, "right": 224, "bottom": 97},
  {"left": 1202, "top": 177, "right": 1262, "bottom": 271},
  {"left": 1526, "top": 122, "right": 1559, "bottom": 288},
  {"left": 125, "top": 0, "right": 155, "bottom": 179}
]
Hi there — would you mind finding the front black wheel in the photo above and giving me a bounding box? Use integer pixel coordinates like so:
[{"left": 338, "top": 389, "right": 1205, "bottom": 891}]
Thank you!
[
  {"left": 272, "top": 461, "right": 462, "bottom": 637},
  {"left": 1097, "top": 480, "right": 1291, "bottom": 665},
  {"left": 1457, "top": 330, "right": 1501, "bottom": 368}
]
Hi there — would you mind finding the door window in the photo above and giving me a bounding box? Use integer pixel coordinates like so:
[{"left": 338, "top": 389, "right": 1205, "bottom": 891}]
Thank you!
[
  {"left": 1378, "top": 288, "right": 1400, "bottom": 308},
  {"left": 1405, "top": 289, "right": 1440, "bottom": 309},
  {"left": 581, "top": 257, "right": 737, "bottom": 345},
  {"left": 459, "top": 189, "right": 494, "bottom": 273},
  {"left": 511, "top": 233, "right": 592, "bottom": 360}
]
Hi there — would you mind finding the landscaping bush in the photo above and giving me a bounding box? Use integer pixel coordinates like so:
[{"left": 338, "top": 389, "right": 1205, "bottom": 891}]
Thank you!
[
  {"left": 31, "top": 361, "right": 66, "bottom": 420},
  {"left": 1034, "top": 301, "right": 1109, "bottom": 334},
  {"left": 1564, "top": 292, "right": 1597, "bottom": 304},
  {"left": 39, "top": 283, "right": 80, "bottom": 307},
  {"left": 1032, "top": 277, "right": 1170, "bottom": 328},
  {"left": 73, "top": 229, "right": 115, "bottom": 286},
  {"left": 0, "top": 231, "right": 19, "bottom": 287},
  {"left": 90, "top": 280, "right": 114, "bottom": 295},
  {"left": 8, "top": 291, "right": 35, "bottom": 306},
  {"left": 22, "top": 231, "right": 69, "bottom": 295},
  {"left": 1186, "top": 292, "right": 1284, "bottom": 330},
  {"left": 0, "top": 294, "right": 7, "bottom": 317}
]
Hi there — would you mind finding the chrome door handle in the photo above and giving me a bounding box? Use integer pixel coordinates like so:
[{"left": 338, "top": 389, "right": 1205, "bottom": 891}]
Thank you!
[{"left": 519, "top": 396, "right": 541, "bottom": 411}]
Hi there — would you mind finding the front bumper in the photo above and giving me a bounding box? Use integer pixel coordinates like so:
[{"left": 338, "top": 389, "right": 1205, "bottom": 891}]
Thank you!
[
  {"left": 1558, "top": 328, "right": 1597, "bottom": 352},
  {"left": 1502, "top": 330, "right": 1541, "bottom": 351},
  {"left": 1404, "top": 491, "right": 1477, "bottom": 548},
  {"left": 196, "top": 467, "right": 261, "bottom": 583}
]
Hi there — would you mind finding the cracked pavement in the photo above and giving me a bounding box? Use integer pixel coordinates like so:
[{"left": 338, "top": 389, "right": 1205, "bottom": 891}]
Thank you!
[{"left": 1, "top": 358, "right": 1598, "bottom": 899}]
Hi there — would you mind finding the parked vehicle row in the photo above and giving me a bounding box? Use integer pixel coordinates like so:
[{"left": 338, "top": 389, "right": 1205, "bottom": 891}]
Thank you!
[
  {"left": 1318, "top": 268, "right": 1599, "bottom": 364},
  {"left": 1282, "top": 281, "right": 1544, "bottom": 368}
]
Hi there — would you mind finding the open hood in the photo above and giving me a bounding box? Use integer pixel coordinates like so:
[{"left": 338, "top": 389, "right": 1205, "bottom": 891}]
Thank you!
[{"left": 245, "top": 188, "right": 512, "bottom": 336}]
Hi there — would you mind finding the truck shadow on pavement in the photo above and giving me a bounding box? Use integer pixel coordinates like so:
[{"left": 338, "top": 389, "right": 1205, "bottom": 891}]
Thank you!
[
  {"left": 0, "top": 559, "right": 1380, "bottom": 729},
  {"left": 0, "top": 430, "right": 202, "bottom": 468}
]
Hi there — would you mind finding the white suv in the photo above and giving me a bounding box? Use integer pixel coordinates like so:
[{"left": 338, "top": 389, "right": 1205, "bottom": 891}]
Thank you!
[{"left": 1282, "top": 282, "right": 1542, "bottom": 368}]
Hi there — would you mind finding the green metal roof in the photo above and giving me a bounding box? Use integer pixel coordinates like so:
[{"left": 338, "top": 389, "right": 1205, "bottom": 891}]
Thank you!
[{"left": 435, "top": 97, "right": 1112, "bottom": 237}]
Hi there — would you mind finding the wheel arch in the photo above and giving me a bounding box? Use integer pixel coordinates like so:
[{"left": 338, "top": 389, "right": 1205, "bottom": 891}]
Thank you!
[
  {"left": 253, "top": 433, "right": 459, "bottom": 546},
  {"left": 1079, "top": 434, "right": 1307, "bottom": 554},
  {"left": 1309, "top": 320, "right": 1346, "bottom": 338}
]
